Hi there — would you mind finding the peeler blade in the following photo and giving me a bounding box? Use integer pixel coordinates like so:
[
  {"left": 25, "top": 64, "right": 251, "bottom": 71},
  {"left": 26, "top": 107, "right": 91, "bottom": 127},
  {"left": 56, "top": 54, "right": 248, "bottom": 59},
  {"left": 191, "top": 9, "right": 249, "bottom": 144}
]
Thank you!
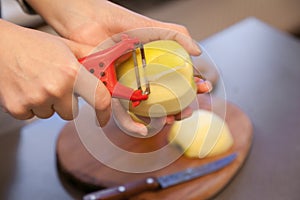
[
  {"left": 133, "top": 43, "right": 151, "bottom": 95},
  {"left": 139, "top": 44, "right": 150, "bottom": 95},
  {"left": 132, "top": 50, "right": 142, "bottom": 91}
]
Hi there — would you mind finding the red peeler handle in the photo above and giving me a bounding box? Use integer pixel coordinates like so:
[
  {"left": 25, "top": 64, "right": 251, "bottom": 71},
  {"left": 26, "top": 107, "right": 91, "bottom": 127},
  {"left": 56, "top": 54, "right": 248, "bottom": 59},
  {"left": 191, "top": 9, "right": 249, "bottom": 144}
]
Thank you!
[{"left": 78, "top": 35, "right": 148, "bottom": 106}]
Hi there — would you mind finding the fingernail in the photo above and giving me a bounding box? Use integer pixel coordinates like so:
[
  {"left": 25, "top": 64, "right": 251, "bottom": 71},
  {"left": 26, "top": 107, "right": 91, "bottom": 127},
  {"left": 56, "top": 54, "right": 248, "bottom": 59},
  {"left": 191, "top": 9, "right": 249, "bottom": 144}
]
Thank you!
[
  {"left": 166, "top": 116, "right": 175, "bottom": 124},
  {"left": 198, "top": 81, "right": 213, "bottom": 93},
  {"left": 136, "top": 125, "right": 148, "bottom": 136},
  {"left": 197, "top": 78, "right": 205, "bottom": 83}
]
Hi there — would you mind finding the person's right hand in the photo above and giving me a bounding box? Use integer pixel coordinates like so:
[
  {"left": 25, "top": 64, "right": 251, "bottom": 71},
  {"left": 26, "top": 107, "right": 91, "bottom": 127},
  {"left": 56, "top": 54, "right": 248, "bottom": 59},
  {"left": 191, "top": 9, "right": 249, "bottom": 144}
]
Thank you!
[{"left": 0, "top": 20, "right": 111, "bottom": 125}]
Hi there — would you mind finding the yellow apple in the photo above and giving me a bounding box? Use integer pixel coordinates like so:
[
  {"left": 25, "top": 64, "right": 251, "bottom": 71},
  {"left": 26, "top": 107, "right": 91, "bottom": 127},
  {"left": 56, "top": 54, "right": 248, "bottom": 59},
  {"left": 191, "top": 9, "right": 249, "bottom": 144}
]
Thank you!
[
  {"left": 168, "top": 109, "right": 234, "bottom": 158},
  {"left": 116, "top": 40, "right": 196, "bottom": 117}
]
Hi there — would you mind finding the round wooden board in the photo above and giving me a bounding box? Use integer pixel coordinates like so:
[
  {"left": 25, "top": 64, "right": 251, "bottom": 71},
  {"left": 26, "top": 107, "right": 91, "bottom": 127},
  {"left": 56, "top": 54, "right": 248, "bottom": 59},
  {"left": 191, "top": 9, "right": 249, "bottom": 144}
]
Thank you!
[{"left": 56, "top": 94, "right": 253, "bottom": 200}]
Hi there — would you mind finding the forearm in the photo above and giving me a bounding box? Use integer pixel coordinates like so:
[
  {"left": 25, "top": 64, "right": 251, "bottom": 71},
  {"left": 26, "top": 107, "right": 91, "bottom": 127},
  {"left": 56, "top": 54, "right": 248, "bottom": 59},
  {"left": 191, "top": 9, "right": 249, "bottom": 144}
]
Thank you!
[
  {"left": 26, "top": 0, "right": 106, "bottom": 38},
  {"left": 0, "top": 19, "right": 21, "bottom": 34}
]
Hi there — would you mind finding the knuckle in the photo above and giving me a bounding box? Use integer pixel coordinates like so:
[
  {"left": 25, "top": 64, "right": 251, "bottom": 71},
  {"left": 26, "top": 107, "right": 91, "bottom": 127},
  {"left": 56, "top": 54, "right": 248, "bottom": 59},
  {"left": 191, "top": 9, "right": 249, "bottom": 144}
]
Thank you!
[
  {"left": 6, "top": 103, "right": 32, "bottom": 120},
  {"left": 62, "top": 63, "right": 79, "bottom": 80},
  {"left": 176, "top": 25, "right": 190, "bottom": 37},
  {"left": 166, "top": 22, "right": 189, "bottom": 35},
  {"left": 176, "top": 24, "right": 188, "bottom": 32},
  {"left": 95, "top": 92, "right": 111, "bottom": 111},
  {"left": 45, "top": 82, "right": 65, "bottom": 98},
  {"left": 28, "top": 92, "right": 48, "bottom": 106},
  {"left": 100, "top": 96, "right": 111, "bottom": 111},
  {"left": 46, "top": 65, "right": 78, "bottom": 98}
]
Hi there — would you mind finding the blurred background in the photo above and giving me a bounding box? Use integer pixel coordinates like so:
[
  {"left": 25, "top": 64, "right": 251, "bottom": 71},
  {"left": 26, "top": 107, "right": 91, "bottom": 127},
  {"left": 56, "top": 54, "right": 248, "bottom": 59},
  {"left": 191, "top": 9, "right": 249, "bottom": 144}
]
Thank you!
[
  {"left": 2, "top": 0, "right": 300, "bottom": 40},
  {"left": 111, "top": 0, "right": 300, "bottom": 40}
]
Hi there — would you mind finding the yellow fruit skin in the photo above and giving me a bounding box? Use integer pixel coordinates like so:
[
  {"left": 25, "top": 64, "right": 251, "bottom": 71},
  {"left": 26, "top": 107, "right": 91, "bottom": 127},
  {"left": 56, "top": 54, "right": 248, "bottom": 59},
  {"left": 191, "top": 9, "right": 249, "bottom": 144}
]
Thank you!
[
  {"left": 116, "top": 40, "right": 196, "bottom": 117},
  {"left": 168, "top": 110, "right": 234, "bottom": 158}
]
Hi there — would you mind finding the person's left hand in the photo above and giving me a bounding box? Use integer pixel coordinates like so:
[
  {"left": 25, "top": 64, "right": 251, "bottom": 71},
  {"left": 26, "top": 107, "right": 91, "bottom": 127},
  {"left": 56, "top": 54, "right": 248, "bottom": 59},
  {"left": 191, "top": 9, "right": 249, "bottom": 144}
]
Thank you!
[
  {"left": 28, "top": 0, "right": 211, "bottom": 135},
  {"left": 28, "top": 0, "right": 201, "bottom": 55},
  {"left": 112, "top": 78, "right": 212, "bottom": 136}
]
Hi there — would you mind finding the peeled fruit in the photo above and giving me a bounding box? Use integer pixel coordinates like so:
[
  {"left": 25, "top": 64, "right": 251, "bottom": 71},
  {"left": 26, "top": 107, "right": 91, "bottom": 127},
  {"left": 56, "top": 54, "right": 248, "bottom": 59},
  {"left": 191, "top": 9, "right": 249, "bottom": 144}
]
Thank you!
[
  {"left": 116, "top": 40, "right": 196, "bottom": 117},
  {"left": 168, "top": 109, "right": 234, "bottom": 158}
]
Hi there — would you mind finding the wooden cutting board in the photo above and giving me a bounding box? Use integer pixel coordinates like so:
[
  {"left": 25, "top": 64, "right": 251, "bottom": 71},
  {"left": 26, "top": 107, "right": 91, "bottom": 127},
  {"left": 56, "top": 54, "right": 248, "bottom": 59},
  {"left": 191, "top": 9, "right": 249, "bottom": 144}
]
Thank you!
[{"left": 56, "top": 94, "right": 253, "bottom": 200}]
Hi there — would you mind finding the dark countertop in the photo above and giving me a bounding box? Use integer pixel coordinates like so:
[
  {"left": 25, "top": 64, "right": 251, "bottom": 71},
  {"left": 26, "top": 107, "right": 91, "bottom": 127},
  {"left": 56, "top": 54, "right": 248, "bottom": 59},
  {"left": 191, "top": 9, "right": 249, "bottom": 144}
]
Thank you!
[
  {"left": 203, "top": 18, "right": 300, "bottom": 200},
  {"left": 1, "top": 17, "right": 300, "bottom": 200}
]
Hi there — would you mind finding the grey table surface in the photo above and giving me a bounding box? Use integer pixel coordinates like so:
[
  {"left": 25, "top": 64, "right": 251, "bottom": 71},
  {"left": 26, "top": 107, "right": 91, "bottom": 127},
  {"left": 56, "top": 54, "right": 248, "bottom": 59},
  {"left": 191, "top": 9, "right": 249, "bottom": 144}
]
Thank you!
[{"left": 1, "top": 17, "right": 300, "bottom": 200}]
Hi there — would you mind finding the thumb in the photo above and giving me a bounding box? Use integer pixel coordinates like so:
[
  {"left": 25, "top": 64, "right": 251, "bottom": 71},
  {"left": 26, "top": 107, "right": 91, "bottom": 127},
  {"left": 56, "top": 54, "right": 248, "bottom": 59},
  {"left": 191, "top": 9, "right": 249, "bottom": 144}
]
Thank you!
[
  {"left": 74, "top": 65, "right": 112, "bottom": 126},
  {"left": 112, "top": 99, "right": 148, "bottom": 136}
]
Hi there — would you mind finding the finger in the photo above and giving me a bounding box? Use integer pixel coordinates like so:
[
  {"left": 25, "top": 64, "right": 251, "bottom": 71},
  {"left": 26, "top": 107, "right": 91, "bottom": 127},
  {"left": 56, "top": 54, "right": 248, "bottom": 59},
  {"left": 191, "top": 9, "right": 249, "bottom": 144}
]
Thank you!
[
  {"left": 158, "top": 23, "right": 201, "bottom": 56},
  {"left": 112, "top": 99, "right": 148, "bottom": 136},
  {"left": 1, "top": 98, "right": 34, "bottom": 120},
  {"left": 10, "top": 108, "right": 34, "bottom": 120},
  {"left": 166, "top": 115, "right": 175, "bottom": 125},
  {"left": 173, "top": 106, "right": 193, "bottom": 121},
  {"left": 95, "top": 103, "right": 111, "bottom": 127},
  {"left": 192, "top": 47, "right": 219, "bottom": 86},
  {"left": 25, "top": 91, "right": 55, "bottom": 119},
  {"left": 53, "top": 94, "right": 79, "bottom": 120},
  {"left": 74, "top": 66, "right": 111, "bottom": 127},
  {"left": 194, "top": 77, "right": 213, "bottom": 93},
  {"left": 31, "top": 105, "right": 55, "bottom": 119},
  {"left": 134, "top": 114, "right": 167, "bottom": 135}
]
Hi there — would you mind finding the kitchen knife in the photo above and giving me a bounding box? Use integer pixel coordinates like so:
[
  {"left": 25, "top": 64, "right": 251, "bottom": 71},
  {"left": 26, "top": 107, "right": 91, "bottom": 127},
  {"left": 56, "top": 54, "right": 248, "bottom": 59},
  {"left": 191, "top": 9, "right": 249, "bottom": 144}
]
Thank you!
[{"left": 83, "top": 153, "right": 237, "bottom": 200}]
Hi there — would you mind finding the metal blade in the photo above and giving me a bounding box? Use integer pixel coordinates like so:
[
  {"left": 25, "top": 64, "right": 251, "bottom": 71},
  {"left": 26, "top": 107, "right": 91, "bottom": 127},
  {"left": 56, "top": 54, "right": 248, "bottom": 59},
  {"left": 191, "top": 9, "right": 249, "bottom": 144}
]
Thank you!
[
  {"left": 157, "top": 153, "right": 237, "bottom": 188},
  {"left": 139, "top": 44, "right": 150, "bottom": 95},
  {"left": 132, "top": 50, "right": 142, "bottom": 91}
]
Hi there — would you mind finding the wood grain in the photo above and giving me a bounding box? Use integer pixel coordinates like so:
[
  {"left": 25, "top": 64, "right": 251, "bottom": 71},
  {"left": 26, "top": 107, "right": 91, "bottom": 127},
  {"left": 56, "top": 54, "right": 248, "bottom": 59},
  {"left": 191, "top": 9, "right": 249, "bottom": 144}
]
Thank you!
[{"left": 56, "top": 94, "right": 253, "bottom": 200}]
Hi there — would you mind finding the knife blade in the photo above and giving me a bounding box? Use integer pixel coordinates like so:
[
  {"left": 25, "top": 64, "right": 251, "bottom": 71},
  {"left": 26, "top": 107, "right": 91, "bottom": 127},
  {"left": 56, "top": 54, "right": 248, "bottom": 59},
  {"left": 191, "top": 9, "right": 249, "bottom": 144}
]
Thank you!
[{"left": 83, "top": 153, "right": 237, "bottom": 200}]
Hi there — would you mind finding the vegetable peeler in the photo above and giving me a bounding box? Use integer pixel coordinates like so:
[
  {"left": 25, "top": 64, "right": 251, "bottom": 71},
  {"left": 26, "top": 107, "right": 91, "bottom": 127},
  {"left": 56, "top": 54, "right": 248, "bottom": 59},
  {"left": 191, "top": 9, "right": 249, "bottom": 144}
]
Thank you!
[{"left": 78, "top": 35, "right": 150, "bottom": 107}]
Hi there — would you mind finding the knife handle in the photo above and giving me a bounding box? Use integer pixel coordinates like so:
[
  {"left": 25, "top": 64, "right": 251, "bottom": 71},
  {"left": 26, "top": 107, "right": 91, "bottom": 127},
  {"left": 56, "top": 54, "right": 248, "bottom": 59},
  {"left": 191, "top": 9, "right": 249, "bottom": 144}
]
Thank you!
[{"left": 83, "top": 177, "right": 160, "bottom": 200}]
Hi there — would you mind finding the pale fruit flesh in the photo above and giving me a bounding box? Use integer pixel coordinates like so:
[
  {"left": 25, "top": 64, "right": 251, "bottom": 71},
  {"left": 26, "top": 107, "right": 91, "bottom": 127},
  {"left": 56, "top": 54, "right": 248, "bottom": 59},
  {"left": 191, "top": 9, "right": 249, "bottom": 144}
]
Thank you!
[
  {"left": 168, "top": 109, "right": 234, "bottom": 158},
  {"left": 116, "top": 40, "right": 196, "bottom": 117}
]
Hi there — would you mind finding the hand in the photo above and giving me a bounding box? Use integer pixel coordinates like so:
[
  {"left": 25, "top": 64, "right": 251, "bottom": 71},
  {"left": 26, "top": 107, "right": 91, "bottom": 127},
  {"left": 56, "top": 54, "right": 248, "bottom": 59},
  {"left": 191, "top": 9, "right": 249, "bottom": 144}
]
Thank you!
[
  {"left": 165, "top": 77, "right": 212, "bottom": 124},
  {"left": 26, "top": 0, "right": 207, "bottom": 134},
  {"left": 27, "top": 0, "right": 201, "bottom": 56},
  {"left": 112, "top": 78, "right": 212, "bottom": 136},
  {"left": 0, "top": 20, "right": 111, "bottom": 125}
]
